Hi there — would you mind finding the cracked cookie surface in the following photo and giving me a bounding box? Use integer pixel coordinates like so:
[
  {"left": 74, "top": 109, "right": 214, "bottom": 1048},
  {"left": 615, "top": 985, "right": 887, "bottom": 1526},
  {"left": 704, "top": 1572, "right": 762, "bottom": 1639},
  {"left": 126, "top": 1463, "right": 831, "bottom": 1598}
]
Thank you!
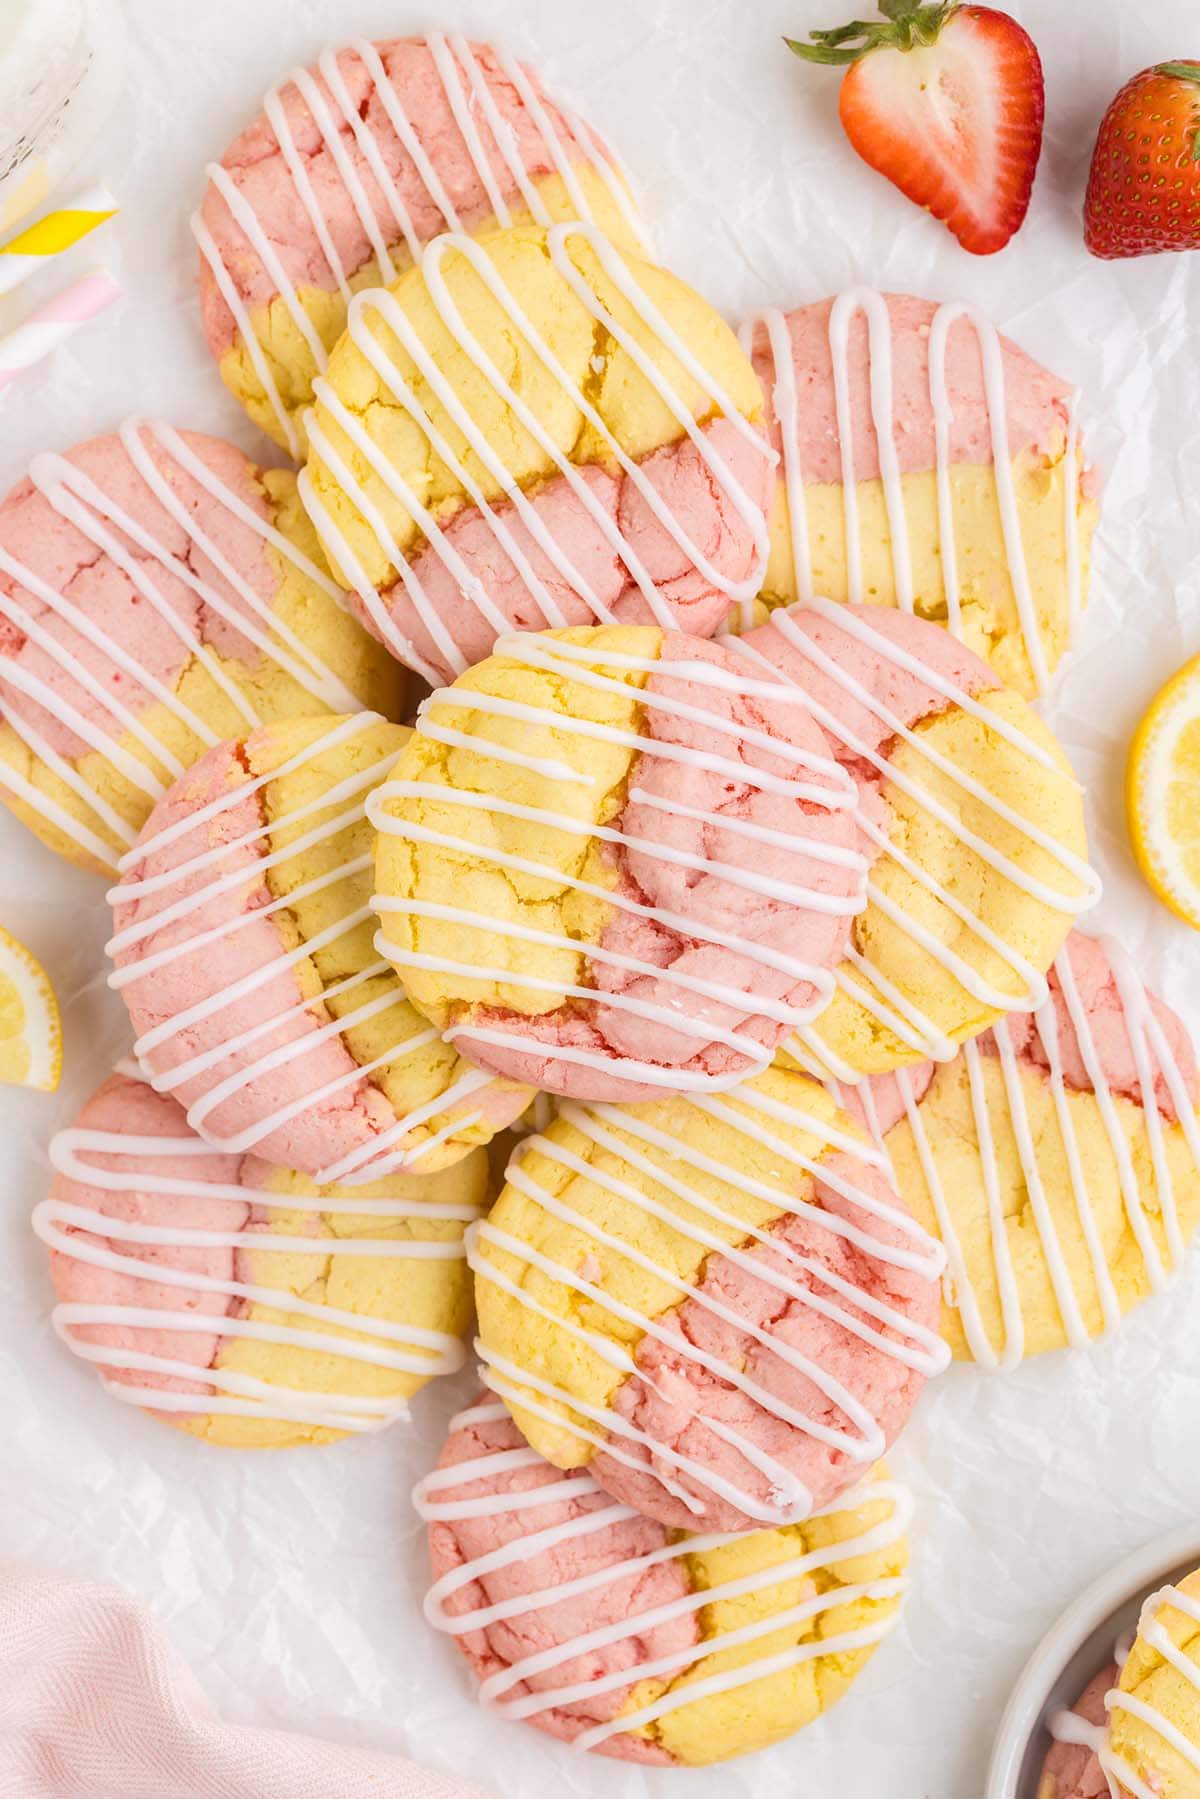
[
  {"left": 300, "top": 225, "right": 773, "bottom": 685},
  {"left": 416, "top": 1397, "right": 909, "bottom": 1765},
  {"left": 196, "top": 35, "right": 648, "bottom": 454},
  {"left": 857, "top": 931, "right": 1200, "bottom": 1365},
  {"left": 0, "top": 424, "right": 402, "bottom": 875},
  {"left": 471, "top": 1062, "right": 946, "bottom": 1532},
  {"left": 371, "top": 622, "right": 867, "bottom": 1102},
  {"left": 38, "top": 1067, "right": 489, "bottom": 1447},
  {"left": 739, "top": 291, "right": 1100, "bottom": 700},
  {"left": 108, "top": 713, "right": 530, "bottom": 1179}
]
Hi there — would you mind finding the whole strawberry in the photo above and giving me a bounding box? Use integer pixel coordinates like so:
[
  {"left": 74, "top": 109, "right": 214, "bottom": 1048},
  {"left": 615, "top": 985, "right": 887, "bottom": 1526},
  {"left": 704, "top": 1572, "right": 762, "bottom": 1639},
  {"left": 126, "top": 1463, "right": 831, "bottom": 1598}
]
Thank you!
[
  {"left": 787, "top": 1, "right": 1044, "bottom": 254},
  {"left": 1084, "top": 62, "right": 1200, "bottom": 258}
]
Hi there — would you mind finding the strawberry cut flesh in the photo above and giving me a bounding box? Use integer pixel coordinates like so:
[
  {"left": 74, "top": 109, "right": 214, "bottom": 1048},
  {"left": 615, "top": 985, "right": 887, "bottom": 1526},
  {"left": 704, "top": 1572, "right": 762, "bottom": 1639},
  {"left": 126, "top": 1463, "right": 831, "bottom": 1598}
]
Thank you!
[{"left": 838, "top": 6, "right": 1044, "bottom": 254}]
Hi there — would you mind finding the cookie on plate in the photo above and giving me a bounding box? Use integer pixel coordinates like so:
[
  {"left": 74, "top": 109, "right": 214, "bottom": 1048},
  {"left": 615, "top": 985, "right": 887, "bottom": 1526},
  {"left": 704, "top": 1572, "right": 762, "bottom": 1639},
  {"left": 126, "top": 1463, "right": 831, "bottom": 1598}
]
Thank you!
[
  {"left": 0, "top": 421, "right": 401, "bottom": 876},
  {"left": 472, "top": 1061, "right": 947, "bottom": 1532},
  {"left": 108, "top": 713, "right": 530, "bottom": 1180},
  {"left": 370, "top": 624, "right": 868, "bottom": 1103},
  {"left": 740, "top": 290, "right": 1099, "bottom": 698},
  {"left": 1104, "top": 1572, "right": 1200, "bottom": 1799},
  {"left": 861, "top": 932, "right": 1200, "bottom": 1368},
  {"left": 299, "top": 222, "right": 774, "bottom": 684},
  {"left": 415, "top": 1397, "right": 910, "bottom": 1765},
  {"left": 730, "top": 601, "right": 1100, "bottom": 1080},
  {"left": 35, "top": 1066, "right": 489, "bottom": 1446},
  {"left": 1038, "top": 1663, "right": 1120, "bottom": 1799},
  {"left": 195, "top": 33, "right": 648, "bottom": 456}
]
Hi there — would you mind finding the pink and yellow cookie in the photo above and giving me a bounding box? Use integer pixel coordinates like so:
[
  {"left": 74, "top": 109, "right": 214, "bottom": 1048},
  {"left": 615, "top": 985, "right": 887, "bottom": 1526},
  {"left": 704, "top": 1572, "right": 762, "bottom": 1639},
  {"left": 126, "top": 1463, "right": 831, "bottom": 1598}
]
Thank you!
[
  {"left": 195, "top": 33, "right": 648, "bottom": 456},
  {"left": 855, "top": 932, "right": 1200, "bottom": 1368},
  {"left": 299, "top": 222, "right": 774, "bottom": 685},
  {"left": 1039, "top": 1664, "right": 1121, "bottom": 1799},
  {"left": 108, "top": 713, "right": 530, "bottom": 1180},
  {"left": 730, "top": 601, "right": 1099, "bottom": 1080},
  {"left": 741, "top": 291, "right": 1099, "bottom": 697},
  {"left": 472, "top": 1060, "right": 947, "bottom": 1533},
  {"left": 0, "top": 421, "right": 401, "bottom": 876},
  {"left": 415, "top": 1397, "right": 910, "bottom": 1766},
  {"left": 35, "top": 1066, "right": 490, "bottom": 1447},
  {"left": 370, "top": 624, "right": 868, "bottom": 1103},
  {"left": 1103, "top": 1573, "right": 1200, "bottom": 1799}
]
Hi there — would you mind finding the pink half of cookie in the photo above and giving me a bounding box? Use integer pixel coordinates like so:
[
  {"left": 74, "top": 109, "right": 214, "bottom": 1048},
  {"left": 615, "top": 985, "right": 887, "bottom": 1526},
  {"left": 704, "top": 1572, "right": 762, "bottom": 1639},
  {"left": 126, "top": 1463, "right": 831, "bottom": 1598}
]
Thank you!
[
  {"left": 108, "top": 720, "right": 528, "bottom": 1175},
  {"left": 1038, "top": 1664, "right": 1118, "bottom": 1799},
  {"left": 578, "top": 1142, "right": 942, "bottom": 1530},
  {"left": 197, "top": 35, "right": 638, "bottom": 359},
  {"left": 41, "top": 1070, "right": 246, "bottom": 1408},
  {"left": 35, "top": 1068, "right": 484, "bottom": 1438},
  {"left": 0, "top": 423, "right": 346, "bottom": 768},
  {"left": 740, "top": 599, "right": 995, "bottom": 787},
  {"left": 421, "top": 631, "right": 868, "bottom": 1103},
  {"left": 419, "top": 1399, "right": 691, "bottom": 1763},
  {"left": 745, "top": 291, "right": 1091, "bottom": 489},
  {"left": 348, "top": 417, "right": 775, "bottom": 688},
  {"left": 859, "top": 932, "right": 1200, "bottom": 1139}
]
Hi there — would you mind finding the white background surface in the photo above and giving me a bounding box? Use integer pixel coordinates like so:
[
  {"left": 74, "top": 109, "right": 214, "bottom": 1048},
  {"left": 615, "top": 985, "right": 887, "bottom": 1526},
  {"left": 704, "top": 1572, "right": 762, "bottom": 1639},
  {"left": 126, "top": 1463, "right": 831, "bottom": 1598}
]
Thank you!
[{"left": 2, "top": 1, "right": 1200, "bottom": 1795}]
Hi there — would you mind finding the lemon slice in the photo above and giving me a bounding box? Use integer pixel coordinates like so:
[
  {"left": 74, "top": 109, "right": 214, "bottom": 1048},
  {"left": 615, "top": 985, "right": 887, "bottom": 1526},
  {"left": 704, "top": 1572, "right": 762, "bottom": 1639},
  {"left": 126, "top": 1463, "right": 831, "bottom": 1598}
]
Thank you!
[
  {"left": 1127, "top": 654, "right": 1200, "bottom": 929},
  {"left": 0, "top": 925, "right": 62, "bottom": 1090}
]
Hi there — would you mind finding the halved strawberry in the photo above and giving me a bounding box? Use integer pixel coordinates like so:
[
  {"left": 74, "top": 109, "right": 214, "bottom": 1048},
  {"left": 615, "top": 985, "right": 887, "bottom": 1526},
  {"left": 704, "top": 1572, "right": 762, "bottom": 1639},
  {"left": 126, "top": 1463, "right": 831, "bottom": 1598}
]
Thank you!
[
  {"left": 787, "top": 1, "right": 1045, "bottom": 255},
  {"left": 1084, "top": 62, "right": 1200, "bottom": 259}
]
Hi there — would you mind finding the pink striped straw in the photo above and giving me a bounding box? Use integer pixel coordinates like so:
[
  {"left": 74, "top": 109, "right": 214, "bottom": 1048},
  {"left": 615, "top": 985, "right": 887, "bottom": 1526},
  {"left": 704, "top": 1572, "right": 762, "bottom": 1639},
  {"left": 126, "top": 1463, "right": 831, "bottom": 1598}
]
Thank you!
[{"left": 0, "top": 267, "right": 122, "bottom": 393}]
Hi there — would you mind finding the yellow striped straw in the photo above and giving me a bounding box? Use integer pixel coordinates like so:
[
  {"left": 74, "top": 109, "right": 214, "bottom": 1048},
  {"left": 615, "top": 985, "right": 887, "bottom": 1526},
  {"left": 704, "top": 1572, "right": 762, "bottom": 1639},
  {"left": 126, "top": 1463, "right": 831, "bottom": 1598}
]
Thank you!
[{"left": 0, "top": 184, "right": 118, "bottom": 299}]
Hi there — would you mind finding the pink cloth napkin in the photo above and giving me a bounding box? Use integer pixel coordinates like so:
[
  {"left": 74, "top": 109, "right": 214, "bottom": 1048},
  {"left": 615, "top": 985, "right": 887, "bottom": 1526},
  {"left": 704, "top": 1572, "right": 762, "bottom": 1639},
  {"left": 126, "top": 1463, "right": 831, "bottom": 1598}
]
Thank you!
[{"left": 0, "top": 1562, "right": 495, "bottom": 1799}]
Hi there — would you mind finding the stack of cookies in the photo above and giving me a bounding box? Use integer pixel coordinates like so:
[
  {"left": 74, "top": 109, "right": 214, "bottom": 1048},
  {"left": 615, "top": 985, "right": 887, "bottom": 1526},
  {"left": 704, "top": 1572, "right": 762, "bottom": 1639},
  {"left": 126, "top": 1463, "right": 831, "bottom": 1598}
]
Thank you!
[{"left": 7, "top": 30, "right": 1199, "bottom": 1773}]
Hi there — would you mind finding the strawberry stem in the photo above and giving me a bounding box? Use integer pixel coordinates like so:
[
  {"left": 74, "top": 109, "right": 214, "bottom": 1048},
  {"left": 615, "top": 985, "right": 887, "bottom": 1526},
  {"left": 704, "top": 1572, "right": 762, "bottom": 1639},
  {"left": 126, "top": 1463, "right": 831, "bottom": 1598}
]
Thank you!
[
  {"left": 1156, "top": 61, "right": 1200, "bottom": 84},
  {"left": 786, "top": 0, "right": 958, "bottom": 66}
]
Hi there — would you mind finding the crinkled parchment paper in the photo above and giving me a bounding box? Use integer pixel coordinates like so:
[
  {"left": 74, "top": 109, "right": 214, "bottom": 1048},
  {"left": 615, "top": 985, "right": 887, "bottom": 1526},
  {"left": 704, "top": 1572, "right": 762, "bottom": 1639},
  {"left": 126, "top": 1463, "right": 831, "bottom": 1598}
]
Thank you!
[{"left": 2, "top": 2, "right": 1199, "bottom": 1794}]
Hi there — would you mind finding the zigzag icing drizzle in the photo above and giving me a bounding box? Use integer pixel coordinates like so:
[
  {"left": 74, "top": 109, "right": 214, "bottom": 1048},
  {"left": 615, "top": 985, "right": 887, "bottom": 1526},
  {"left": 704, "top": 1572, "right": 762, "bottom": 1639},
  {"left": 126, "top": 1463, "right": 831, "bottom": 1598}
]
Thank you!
[
  {"left": 471, "top": 1076, "right": 948, "bottom": 1526},
  {"left": 0, "top": 417, "right": 372, "bottom": 871},
  {"left": 193, "top": 33, "right": 648, "bottom": 458},
  {"left": 107, "top": 712, "right": 508, "bottom": 1185},
  {"left": 413, "top": 1398, "right": 910, "bottom": 1750},
  {"left": 33, "top": 1062, "right": 483, "bottom": 1431},
  {"left": 725, "top": 597, "right": 1102, "bottom": 1079},
  {"left": 884, "top": 935, "right": 1200, "bottom": 1371},
  {"left": 370, "top": 631, "right": 869, "bottom": 1091},
  {"left": 741, "top": 288, "right": 1085, "bottom": 691},
  {"left": 298, "top": 221, "right": 773, "bottom": 685}
]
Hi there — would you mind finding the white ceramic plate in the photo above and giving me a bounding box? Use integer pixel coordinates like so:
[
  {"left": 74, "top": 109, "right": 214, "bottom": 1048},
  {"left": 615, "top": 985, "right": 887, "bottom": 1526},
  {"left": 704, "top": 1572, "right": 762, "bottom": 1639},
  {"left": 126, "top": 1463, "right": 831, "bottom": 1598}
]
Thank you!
[{"left": 988, "top": 1523, "right": 1200, "bottom": 1799}]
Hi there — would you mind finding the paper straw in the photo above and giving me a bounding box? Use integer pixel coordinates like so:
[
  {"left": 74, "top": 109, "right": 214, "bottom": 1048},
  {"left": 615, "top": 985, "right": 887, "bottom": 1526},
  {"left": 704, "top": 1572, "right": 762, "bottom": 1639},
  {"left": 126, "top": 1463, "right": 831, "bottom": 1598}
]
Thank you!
[
  {"left": 0, "top": 268, "right": 122, "bottom": 394},
  {"left": 0, "top": 185, "right": 118, "bottom": 297}
]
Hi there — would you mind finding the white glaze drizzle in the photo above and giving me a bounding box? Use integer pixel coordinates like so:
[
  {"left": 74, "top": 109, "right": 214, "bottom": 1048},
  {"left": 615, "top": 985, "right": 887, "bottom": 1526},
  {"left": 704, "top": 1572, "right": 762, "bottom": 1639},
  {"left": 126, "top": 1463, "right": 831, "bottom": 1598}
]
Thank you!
[
  {"left": 470, "top": 1073, "right": 948, "bottom": 1527},
  {"left": 192, "top": 33, "right": 649, "bottom": 459},
  {"left": 740, "top": 288, "right": 1088, "bottom": 691},
  {"left": 890, "top": 935, "right": 1200, "bottom": 1370},
  {"left": 1101, "top": 1584, "right": 1200, "bottom": 1799},
  {"left": 0, "top": 418, "right": 375, "bottom": 871},
  {"left": 723, "top": 595, "right": 1101, "bottom": 1077},
  {"left": 106, "top": 712, "right": 511, "bottom": 1185},
  {"left": 1046, "top": 1628, "right": 1134, "bottom": 1760},
  {"left": 297, "top": 220, "right": 773, "bottom": 684},
  {"left": 370, "top": 630, "right": 869, "bottom": 1092},
  {"left": 413, "top": 1398, "right": 909, "bottom": 1749},
  {"left": 1047, "top": 1707, "right": 1109, "bottom": 1758},
  {"left": 33, "top": 1063, "right": 484, "bottom": 1432}
]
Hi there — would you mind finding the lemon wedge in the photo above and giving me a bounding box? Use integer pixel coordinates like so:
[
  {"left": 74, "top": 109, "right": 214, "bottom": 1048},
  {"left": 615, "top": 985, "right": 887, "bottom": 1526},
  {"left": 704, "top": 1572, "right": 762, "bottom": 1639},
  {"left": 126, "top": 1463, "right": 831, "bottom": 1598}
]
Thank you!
[
  {"left": 0, "top": 925, "right": 62, "bottom": 1090},
  {"left": 1127, "top": 654, "right": 1200, "bottom": 930}
]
